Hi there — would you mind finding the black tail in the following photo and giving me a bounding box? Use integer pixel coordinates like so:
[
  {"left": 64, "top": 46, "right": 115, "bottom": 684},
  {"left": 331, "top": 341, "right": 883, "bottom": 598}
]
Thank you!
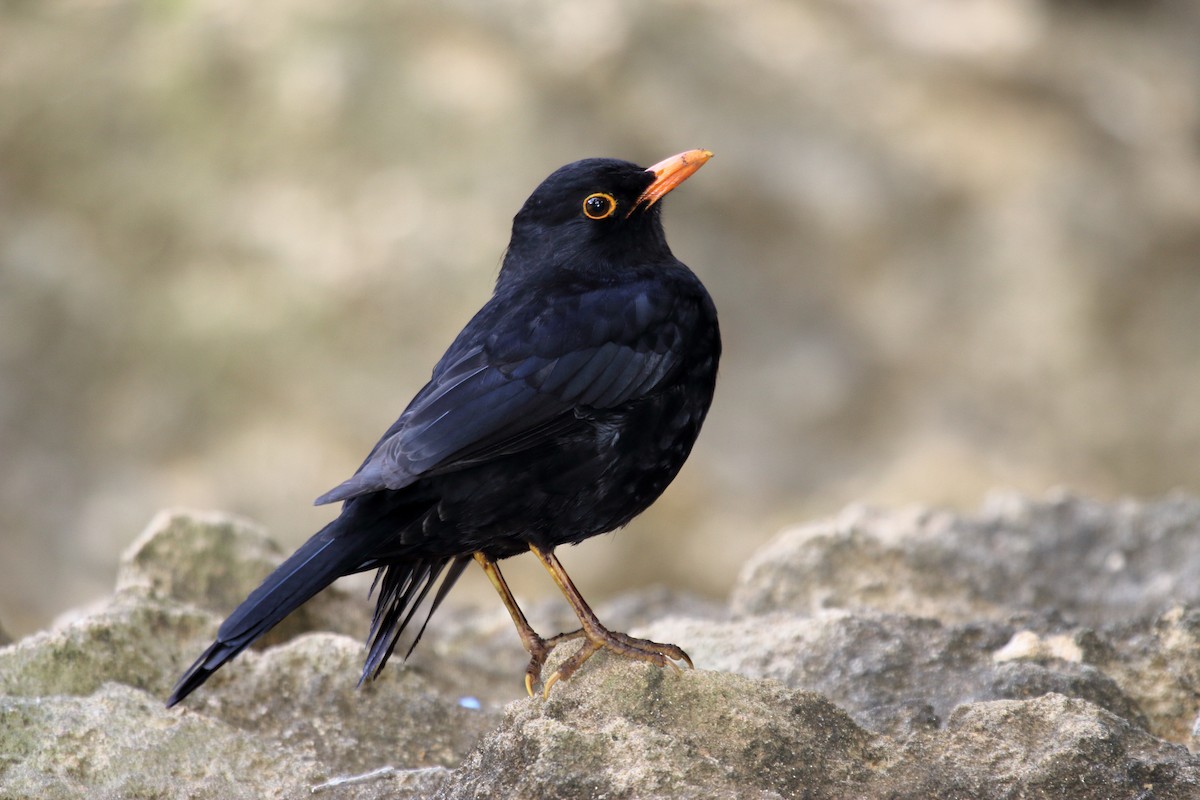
[
  {"left": 360, "top": 554, "right": 471, "bottom": 684},
  {"left": 167, "top": 510, "right": 378, "bottom": 707}
]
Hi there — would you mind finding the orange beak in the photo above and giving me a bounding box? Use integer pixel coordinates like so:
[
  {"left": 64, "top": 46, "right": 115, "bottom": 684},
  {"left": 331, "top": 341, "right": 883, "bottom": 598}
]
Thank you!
[{"left": 631, "top": 149, "right": 713, "bottom": 214}]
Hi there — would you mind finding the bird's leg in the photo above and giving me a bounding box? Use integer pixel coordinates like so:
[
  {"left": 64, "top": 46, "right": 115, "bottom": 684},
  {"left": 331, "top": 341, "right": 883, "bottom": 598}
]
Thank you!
[
  {"left": 472, "top": 553, "right": 557, "bottom": 697},
  {"left": 529, "top": 544, "right": 693, "bottom": 698}
]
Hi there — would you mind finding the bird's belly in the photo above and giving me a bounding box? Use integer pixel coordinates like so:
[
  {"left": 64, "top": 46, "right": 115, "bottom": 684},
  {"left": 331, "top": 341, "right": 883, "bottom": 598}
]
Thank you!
[{"left": 421, "top": 386, "right": 709, "bottom": 559}]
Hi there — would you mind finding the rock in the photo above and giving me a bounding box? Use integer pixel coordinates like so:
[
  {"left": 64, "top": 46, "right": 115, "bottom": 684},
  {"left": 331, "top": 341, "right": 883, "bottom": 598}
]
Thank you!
[
  {"left": 638, "top": 610, "right": 1149, "bottom": 738},
  {"left": 0, "top": 594, "right": 216, "bottom": 698},
  {"left": 732, "top": 492, "right": 1200, "bottom": 625},
  {"left": 5, "top": 498, "right": 1200, "bottom": 798},
  {"left": 0, "top": 510, "right": 499, "bottom": 798},
  {"left": 0, "top": 681, "right": 456, "bottom": 800},
  {"left": 439, "top": 660, "right": 1200, "bottom": 799},
  {"left": 1098, "top": 606, "right": 1200, "bottom": 744},
  {"left": 0, "top": 683, "right": 318, "bottom": 799},
  {"left": 444, "top": 660, "right": 876, "bottom": 800},
  {"left": 901, "top": 693, "right": 1200, "bottom": 800},
  {"left": 180, "top": 632, "right": 498, "bottom": 773},
  {"left": 731, "top": 503, "right": 1003, "bottom": 622},
  {"left": 116, "top": 509, "right": 280, "bottom": 609},
  {"left": 312, "top": 766, "right": 455, "bottom": 799},
  {"left": 116, "top": 508, "right": 370, "bottom": 645}
]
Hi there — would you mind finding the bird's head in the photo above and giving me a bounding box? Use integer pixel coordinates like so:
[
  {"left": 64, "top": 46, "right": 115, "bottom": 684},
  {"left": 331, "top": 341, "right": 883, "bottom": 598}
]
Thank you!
[{"left": 501, "top": 150, "right": 712, "bottom": 282}]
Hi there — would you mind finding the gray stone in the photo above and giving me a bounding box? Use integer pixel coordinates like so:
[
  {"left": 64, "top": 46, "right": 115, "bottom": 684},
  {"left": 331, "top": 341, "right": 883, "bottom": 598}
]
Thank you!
[
  {"left": 0, "top": 510, "right": 500, "bottom": 798},
  {"left": 0, "top": 680, "right": 456, "bottom": 800},
  {"left": 180, "top": 631, "right": 498, "bottom": 773},
  {"left": 732, "top": 492, "right": 1200, "bottom": 625},
  {"left": 117, "top": 508, "right": 369, "bottom": 645},
  {"left": 437, "top": 661, "right": 1200, "bottom": 800},
  {"left": 0, "top": 594, "right": 216, "bottom": 698},
  {"left": 0, "top": 683, "right": 318, "bottom": 800},
  {"left": 638, "top": 610, "right": 1150, "bottom": 738},
  {"left": 6, "top": 499, "right": 1200, "bottom": 798},
  {"left": 1098, "top": 605, "right": 1200, "bottom": 744},
  {"left": 443, "top": 660, "right": 876, "bottom": 800},
  {"left": 899, "top": 693, "right": 1200, "bottom": 800}
]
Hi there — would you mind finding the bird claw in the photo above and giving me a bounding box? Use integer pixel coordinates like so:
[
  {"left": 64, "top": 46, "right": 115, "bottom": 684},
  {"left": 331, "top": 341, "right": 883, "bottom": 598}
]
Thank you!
[
  {"left": 522, "top": 625, "right": 691, "bottom": 698},
  {"left": 521, "top": 628, "right": 578, "bottom": 697},
  {"left": 541, "top": 669, "right": 563, "bottom": 699},
  {"left": 521, "top": 632, "right": 558, "bottom": 697}
]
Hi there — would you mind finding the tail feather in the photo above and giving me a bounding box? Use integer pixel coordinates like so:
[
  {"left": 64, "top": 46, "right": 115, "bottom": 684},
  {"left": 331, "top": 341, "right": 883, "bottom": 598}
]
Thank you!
[
  {"left": 360, "top": 555, "right": 471, "bottom": 684},
  {"left": 167, "top": 512, "right": 376, "bottom": 707},
  {"left": 408, "top": 556, "right": 471, "bottom": 658}
]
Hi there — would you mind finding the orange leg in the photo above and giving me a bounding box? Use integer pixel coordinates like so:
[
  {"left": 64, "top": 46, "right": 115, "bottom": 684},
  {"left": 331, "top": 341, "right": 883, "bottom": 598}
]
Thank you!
[
  {"left": 473, "top": 552, "right": 556, "bottom": 697},
  {"left": 475, "top": 547, "right": 693, "bottom": 698},
  {"left": 528, "top": 544, "right": 692, "bottom": 697}
]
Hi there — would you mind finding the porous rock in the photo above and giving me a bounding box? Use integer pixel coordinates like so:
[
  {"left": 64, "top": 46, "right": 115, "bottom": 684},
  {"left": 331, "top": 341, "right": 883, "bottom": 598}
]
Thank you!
[
  {"left": 438, "top": 661, "right": 1200, "bottom": 800},
  {"left": 443, "top": 660, "right": 877, "bottom": 800},
  {"left": 116, "top": 508, "right": 369, "bottom": 644},
  {"left": 4, "top": 497, "right": 1200, "bottom": 798},
  {"left": 732, "top": 491, "right": 1200, "bottom": 625},
  {"left": 637, "top": 609, "right": 1149, "bottom": 738},
  {"left": 0, "top": 682, "right": 317, "bottom": 800},
  {"left": 904, "top": 693, "right": 1200, "bottom": 800},
  {"left": 0, "top": 510, "right": 495, "bottom": 799},
  {"left": 0, "top": 594, "right": 215, "bottom": 699},
  {"left": 182, "top": 631, "right": 497, "bottom": 773}
]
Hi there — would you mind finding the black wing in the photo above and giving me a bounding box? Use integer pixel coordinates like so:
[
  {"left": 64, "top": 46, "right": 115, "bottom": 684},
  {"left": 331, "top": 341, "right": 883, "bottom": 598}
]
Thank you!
[{"left": 315, "top": 280, "right": 698, "bottom": 504}]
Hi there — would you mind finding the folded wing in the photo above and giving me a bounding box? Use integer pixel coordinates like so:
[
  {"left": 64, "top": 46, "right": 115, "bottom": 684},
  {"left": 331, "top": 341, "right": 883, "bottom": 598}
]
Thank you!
[{"left": 315, "top": 283, "right": 692, "bottom": 504}]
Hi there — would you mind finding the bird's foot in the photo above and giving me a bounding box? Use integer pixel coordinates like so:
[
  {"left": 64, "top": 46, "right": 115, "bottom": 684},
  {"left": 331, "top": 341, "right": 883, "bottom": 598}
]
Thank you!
[
  {"left": 521, "top": 633, "right": 554, "bottom": 698},
  {"left": 527, "top": 625, "right": 692, "bottom": 698}
]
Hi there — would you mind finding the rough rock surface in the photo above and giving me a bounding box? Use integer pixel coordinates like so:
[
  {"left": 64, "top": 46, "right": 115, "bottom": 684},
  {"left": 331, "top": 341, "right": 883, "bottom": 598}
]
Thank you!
[
  {"left": 3, "top": 494, "right": 1200, "bottom": 798},
  {"left": 733, "top": 491, "right": 1200, "bottom": 624}
]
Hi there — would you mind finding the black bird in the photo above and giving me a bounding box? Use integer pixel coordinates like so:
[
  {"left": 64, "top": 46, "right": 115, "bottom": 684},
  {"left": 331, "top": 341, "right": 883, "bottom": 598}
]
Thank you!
[{"left": 167, "top": 149, "right": 719, "bottom": 705}]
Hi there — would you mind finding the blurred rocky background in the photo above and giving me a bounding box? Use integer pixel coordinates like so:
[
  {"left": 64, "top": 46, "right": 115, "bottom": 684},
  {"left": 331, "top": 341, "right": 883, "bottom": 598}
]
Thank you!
[{"left": 2, "top": 0, "right": 1199, "bottom": 637}]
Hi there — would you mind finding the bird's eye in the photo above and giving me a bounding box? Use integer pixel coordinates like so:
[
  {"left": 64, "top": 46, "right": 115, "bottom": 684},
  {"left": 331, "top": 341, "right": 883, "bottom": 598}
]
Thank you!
[{"left": 582, "top": 192, "right": 617, "bottom": 220}]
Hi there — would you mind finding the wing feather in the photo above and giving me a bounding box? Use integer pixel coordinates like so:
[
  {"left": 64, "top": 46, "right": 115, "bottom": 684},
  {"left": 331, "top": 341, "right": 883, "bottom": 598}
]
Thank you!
[{"left": 315, "top": 284, "right": 694, "bottom": 505}]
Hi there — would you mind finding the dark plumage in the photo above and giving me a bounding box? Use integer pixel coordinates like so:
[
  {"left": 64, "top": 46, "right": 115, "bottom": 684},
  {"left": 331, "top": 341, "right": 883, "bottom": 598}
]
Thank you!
[{"left": 168, "top": 149, "right": 719, "bottom": 705}]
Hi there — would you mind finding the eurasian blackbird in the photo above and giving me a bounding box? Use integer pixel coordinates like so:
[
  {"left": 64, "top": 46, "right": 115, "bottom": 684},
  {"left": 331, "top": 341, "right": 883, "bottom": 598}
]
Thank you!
[{"left": 167, "top": 149, "right": 719, "bottom": 705}]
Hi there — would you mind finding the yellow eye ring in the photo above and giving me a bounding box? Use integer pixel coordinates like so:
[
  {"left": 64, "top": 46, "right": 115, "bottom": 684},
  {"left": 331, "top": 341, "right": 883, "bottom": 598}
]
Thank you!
[{"left": 582, "top": 192, "right": 617, "bottom": 220}]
